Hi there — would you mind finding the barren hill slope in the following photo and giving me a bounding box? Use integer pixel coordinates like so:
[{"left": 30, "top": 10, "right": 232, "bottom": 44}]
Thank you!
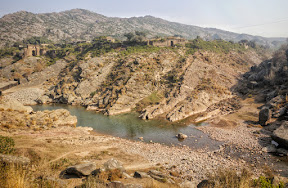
[
  {"left": 1, "top": 39, "right": 269, "bottom": 122},
  {"left": 0, "top": 9, "right": 285, "bottom": 48}
]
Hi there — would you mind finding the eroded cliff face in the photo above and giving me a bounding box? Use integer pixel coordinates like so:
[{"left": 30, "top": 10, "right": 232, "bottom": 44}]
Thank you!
[
  {"left": 236, "top": 45, "right": 288, "bottom": 120},
  {"left": 42, "top": 48, "right": 264, "bottom": 122}
]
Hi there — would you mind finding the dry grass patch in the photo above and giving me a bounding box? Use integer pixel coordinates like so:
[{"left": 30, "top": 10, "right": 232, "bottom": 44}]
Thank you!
[
  {"left": 143, "top": 179, "right": 180, "bottom": 188},
  {"left": 206, "top": 168, "right": 252, "bottom": 188},
  {"left": 0, "top": 163, "right": 31, "bottom": 188},
  {"left": 205, "top": 168, "right": 286, "bottom": 188}
]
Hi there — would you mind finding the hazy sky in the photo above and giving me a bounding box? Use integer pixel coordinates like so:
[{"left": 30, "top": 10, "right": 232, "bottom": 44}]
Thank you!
[{"left": 0, "top": 0, "right": 287, "bottom": 38}]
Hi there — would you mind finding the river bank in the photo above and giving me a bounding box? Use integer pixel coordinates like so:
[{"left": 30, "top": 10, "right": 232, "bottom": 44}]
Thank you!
[
  {"left": 0, "top": 96, "right": 287, "bottom": 187},
  {"left": 1, "top": 115, "right": 286, "bottom": 187},
  {"left": 0, "top": 124, "right": 261, "bottom": 187}
]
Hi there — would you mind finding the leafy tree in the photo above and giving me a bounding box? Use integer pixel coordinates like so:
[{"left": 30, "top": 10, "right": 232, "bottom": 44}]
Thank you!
[
  {"left": 124, "top": 32, "right": 135, "bottom": 41},
  {"left": 173, "top": 34, "right": 183, "bottom": 38},
  {"left": 124, "top": 31, "right": 147, "bottom": 43},
  {"left": 135, "top": 31, "right": 146, "bottom": 37},
  {"left": 23, "top": 36, "right": 52, "bottom": 45}
]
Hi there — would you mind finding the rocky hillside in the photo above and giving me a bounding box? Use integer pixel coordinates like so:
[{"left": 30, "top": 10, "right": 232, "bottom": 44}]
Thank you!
[
  {"left": 0, "top": 9, "right": 285, "bottom": 48},
  {"left": 236, "top": 44, "right": 288, "bottom": 106},
  {"left": 236, "top": 44, "right": 288, "bottom": 151},
  {"left": 1, "top": 39, "right": 269, "bottom": 122}
]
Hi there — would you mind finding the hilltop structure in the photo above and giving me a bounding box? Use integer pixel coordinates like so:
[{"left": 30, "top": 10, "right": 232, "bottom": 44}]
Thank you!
[
  {"left": 24, "top": 44, "right": 49, "bottom": 57},
  {"left": 147, "top": 37, "right": 188, "bottom": 47}
]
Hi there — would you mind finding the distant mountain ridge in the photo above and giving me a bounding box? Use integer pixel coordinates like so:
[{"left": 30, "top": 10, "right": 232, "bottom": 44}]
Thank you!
[{"left": 0, "top": 9, "right": 285, "bottom": 48}]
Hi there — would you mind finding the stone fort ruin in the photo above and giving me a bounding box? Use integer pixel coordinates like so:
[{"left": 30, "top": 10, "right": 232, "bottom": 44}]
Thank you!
[
  {"left": 24, "top": 44, "right": 49, "bottom": 57},
  {"left": 147, "top": 37, "right": 188, "bottom": 47}
]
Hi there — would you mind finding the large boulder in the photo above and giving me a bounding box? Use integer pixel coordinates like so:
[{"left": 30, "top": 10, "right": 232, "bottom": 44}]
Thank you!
[
  {"left": 51, "top": 109, "right": 78, "bottom": 127},
  {"left": 64, "top": 162, "right": 97, "bottom": 178},
  {"left": 272, "top": 121, "right": 288, "bottom": 149},
  {"left": 30, "top": 109, "right": 78, "bottom": 127},
  {"left": 259, "top": 107, "right": 271, "bottom": 126},
  {"left": 35, "top": 95, "right": 52, "bottom": 104},
  {"left": 103, "top": 158, "right": 125, "bottom": 172},
  {"left": 0, "top": 99, "right": 33, "bottom": 112}
]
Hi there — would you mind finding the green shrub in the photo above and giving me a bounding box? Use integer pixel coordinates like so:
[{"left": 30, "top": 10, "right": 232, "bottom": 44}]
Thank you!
[
  {"left": 254, "top": 176, "right": 285, "bottom": 188},
  {"left": 0, "top": 47, "right": 18, "bottom": 58},
  {"left": 119, "top": 45, "right": 162, "bottom": 56},
  {"left": 22, "top": 36, "right": 52, "bottom": 45},
  {"left": 135, "top": 92, "right": 164, "bottom": 112},
  {"left": 206, "top": 168, "right": 286, "bottom": 188},
  {"left": 185, "top": 38, "right": 246, "bottom": 55},
  {"left": 0, "top": 136, "right": 15, "bottom": 154},
  {"left": 90, "top": 91, "right": 97, "bottom": 97}
]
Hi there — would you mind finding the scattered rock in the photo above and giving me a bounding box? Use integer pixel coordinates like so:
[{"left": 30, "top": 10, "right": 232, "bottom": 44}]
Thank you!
[
  {"left": 276, "top": 148, "right": 288, "bottom": 156},
  {"left": 103, "top": 158, "right": 125, "bottom": 172},
  {"left": 148, "top": 170, "right": 167, "bottom": 183},
  {"left": 4, "top": 88, "right": 45, "bottom": 105},
  {"left": 122, "top": 172, "right": 132, "bottom": 179},
  {"left": 133, "top": 171, "right": 150, "bottom": 178},
  {"left": 272, "top": 121, "right": 288, "bottom": 149},
  {"left": 63, "top": 162, "right": 97, "bottom": 178},
  {"left": 272, "top": 106, "right": 287, "bottom": 118},
  {"left": 176, "top": 133, "right": 188, "bottom": 140},
  {"left": 0, "top": 154, "right": 30, "bottom": 166},
  {"left": 262, "top": 145, "right": 277, "bottom": 153},
  {"left": 138, "top": 137, "right": 144, "bottom": 141},
  {"left": 169, "top": 171, "right": 180, "bottom": 177},
  {"left": 259, "top": 107, "right": 271, "bottom": 126}
]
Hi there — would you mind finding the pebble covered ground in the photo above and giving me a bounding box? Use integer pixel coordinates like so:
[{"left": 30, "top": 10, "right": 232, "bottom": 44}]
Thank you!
[
  {"left": 8, "top": 123, "right": 267, "bottom": 184},
  {"left": 2, "top": 117, "right": 287, "bottom": 186}
]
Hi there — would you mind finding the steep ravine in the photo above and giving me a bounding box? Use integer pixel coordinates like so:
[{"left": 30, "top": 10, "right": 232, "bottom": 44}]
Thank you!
[{"left": 40, "top": 48, "right": 266, "bottom": 122}]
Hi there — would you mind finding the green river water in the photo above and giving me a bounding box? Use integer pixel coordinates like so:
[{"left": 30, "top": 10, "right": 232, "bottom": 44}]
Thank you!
[{"left": 32, "top": 104, "right": 222, "bottom": 150}]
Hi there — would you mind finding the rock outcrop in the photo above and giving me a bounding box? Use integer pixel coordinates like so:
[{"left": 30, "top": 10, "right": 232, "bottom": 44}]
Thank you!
[
  {"left": 64, "top": 162, "right": 97, "bottom": 178},
  {"left": 0, "top": 99, "right": 77, "bottom": 129},
  {"left": 237, "top": 44, "right": 288, "bottom": 150},
  {"left": 46, "top": 49, "right": 263, "bottom": 122},
  {"left": 272, "top": 121, "right": 288, "bottom": 149},
  {"left": 4, "top": 88, "right": 45, "bottom": 105},
  {"left": 0, "top": 154, "right": 30, "bottom": 166},
  {"left": 0, "top": 98, "right": 33, "bottom": 112}
]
